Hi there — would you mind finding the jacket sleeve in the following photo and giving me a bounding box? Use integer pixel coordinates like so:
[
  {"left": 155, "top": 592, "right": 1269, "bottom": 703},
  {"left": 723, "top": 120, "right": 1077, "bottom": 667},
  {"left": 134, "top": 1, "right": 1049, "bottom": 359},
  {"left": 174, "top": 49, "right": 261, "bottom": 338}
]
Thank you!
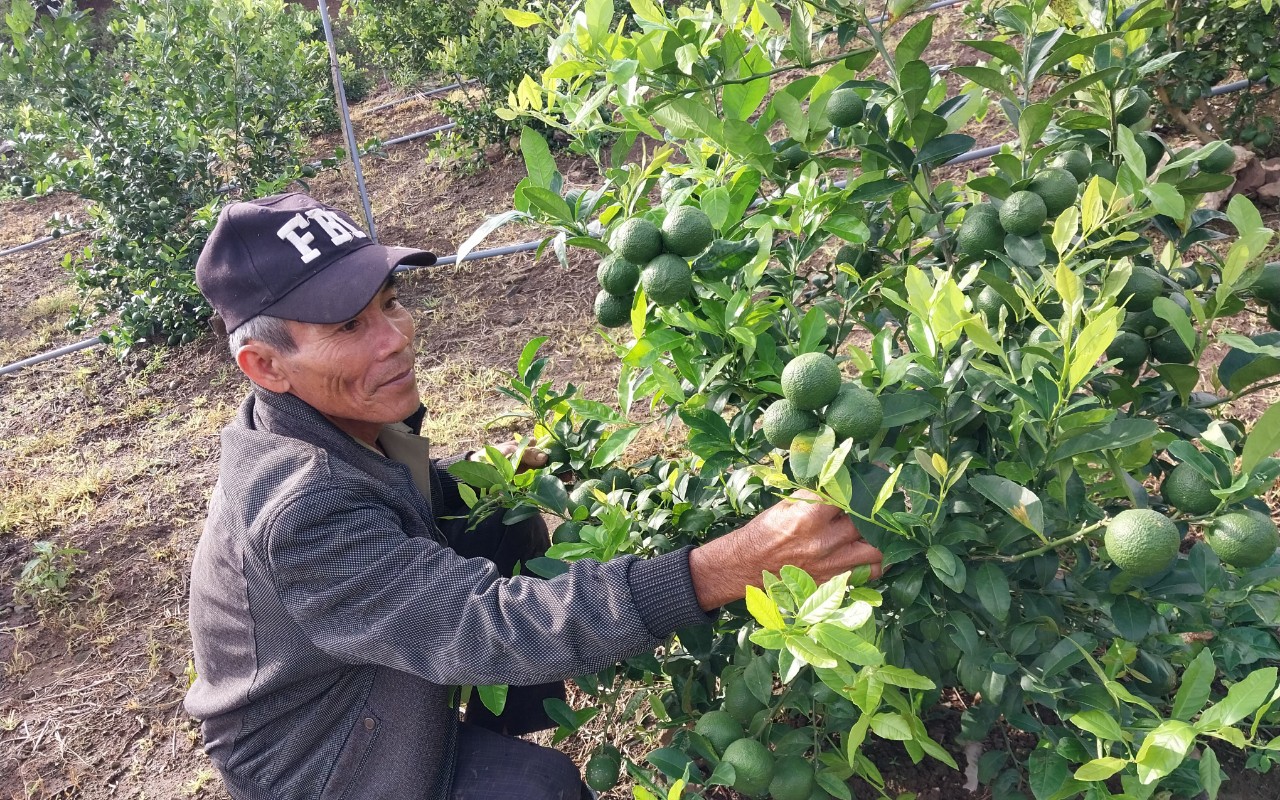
[
  {"left": 429, "top": 453, "right": 470, "bottom": 517},
  {"left": 265, "top": 484, "right": 711, "bottom": 686}
]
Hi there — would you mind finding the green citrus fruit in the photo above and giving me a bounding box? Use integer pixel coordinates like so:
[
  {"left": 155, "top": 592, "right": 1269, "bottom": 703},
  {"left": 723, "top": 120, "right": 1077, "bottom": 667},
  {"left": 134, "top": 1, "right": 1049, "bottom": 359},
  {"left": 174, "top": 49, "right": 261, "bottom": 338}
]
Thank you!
[
  {"left": 999, "top": 191, "right": 1048, "bottom": 237},
  {"left": 1117, "top": 87, "right": 1152, "bottom": 126},
  {"left": 955, "top": 204, "right": 1005, "bottom": 260},
  {"left": 693, "top": 710, "right": 744, "bottom": 755},
  {"left": 1106, "top": 330, "right": 1148, "bottom": 371},
  {"left": 1199, "top": 141, "right": 1236, "bottom": 174},
  {"left": 1121, "top": 308, "right": 1163, "bottom": 337},
  {"left": 584, "top": 745, "right": 622, "bottom": 792},
  {"left": 1028, "top": 168, "right": 1079, "bottom": 218},
  {"left": 1053, "top": 149, "right": 1091, "bottom": 182},
  {"left": 721, "top": 738, "right": 775, "bottom": 798},
  {"left": 661, "top": 206, "right": 715, "bottom": 257},
  {"left": 1150, "top": 328, "right": 1193, "bottom": 364},
  {"left": 1105, "top": 509, "right": 1181, "bottom": 577},
  {"left": 552, "top": 520, "right": 583, "bottom": 544},
  {"left": 827, "top": 88, "right": 866, "bottom": 127},
  {"left": 1250, "top": 262, "right": 1280, "bottom": 304},
  {"left": 1206, "top": 510, "right": 1279, "bottom": 568},
  {"left": 1170, "top": 266, "right": 1201, "bottom": 289},
  {"left": 973, "top": 285, "right": 1006, "bottom": 324},
  {"left": 640, "top": 254, "right": 693, "bottom": 305},
  {"left": 1136, "top": 133, "right": 1166, "bottom": 174},
  {"left": 597, "top": 255, "right": 639, "bottom": 295},
  {"left": 1267, "top": 303, "right": 1280, "bottom": 330},
  {"left": 723, "top": 679, "right": 767, "bottom": 724},
  {"left": 612, "top": 217, "right": 663, "bottom": 264},
  {"left": 594, "top": 290, "right": 633, "bottom": 328},
  {"left": 570, "top": 478, "right": 602, "bottom": 507},
  {"left": 781, "top": 352, "right": 842, "bottom": 411},
  {"left": 1121, "top": 266, "right": 1164, "bottom": 311},
  {"left": 763, "top": 399, "right": 820, "bottom": 450},
  {"left": 777, "top": 143, "right": 808, "bottom": 172},
  {"left": 1162, "top": 463, "right": 1219, "bottom": 515},
  {"left": 1092, "top": 159, "right": 1119, "bottom": 183},
  {"left": 823, "top": 382, "right": 883, "bottom": 442},
  {"left": 769, "top": 755, "right": 817, "bottom": 800},
  {"left": 598, "top": 467, "right": 632, "bottom": 493},
  {"left": 835, "top": 244, "right": 879, "bottom": 277}
]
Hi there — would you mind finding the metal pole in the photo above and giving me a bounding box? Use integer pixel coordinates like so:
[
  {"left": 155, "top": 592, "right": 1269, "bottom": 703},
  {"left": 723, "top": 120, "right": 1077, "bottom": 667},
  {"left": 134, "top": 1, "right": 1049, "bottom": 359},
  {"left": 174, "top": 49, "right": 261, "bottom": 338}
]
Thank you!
[
  {"left": 316, "top": 0, "right": 378, "bottom": 241},
  {"left": 0, "top": 337, "right": 103, "bottom": 377}
]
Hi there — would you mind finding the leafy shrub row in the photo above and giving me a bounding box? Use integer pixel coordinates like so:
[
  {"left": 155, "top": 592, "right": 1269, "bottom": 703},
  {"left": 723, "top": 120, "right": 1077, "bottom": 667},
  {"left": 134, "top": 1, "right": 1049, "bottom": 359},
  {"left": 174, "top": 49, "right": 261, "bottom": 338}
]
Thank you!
[{"left": 0, "top": 0, "right": 333, "bottom": 352}]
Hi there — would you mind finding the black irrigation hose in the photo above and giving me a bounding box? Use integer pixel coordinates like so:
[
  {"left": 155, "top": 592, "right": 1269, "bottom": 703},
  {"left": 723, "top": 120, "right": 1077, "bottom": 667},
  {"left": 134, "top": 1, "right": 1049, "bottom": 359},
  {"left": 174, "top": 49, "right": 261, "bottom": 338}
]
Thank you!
[{"left": 0, "top": 71, "right": 1270, "bottom": 373}]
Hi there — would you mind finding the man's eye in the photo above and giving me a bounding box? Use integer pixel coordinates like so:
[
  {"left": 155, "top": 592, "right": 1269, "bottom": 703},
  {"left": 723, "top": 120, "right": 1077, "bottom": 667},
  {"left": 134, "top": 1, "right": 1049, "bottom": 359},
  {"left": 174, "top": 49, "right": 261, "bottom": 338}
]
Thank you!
[
  {"left": 340, "top": 319, "right": 360, "bottom": 332},
  {"left": 385, "top": 294, "right": 401, "bottom": 308}
]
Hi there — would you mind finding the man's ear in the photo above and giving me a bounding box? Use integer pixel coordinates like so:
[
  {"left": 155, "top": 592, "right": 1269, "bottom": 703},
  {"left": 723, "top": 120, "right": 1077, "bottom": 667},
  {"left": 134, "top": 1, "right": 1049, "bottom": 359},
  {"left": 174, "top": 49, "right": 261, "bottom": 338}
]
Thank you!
[{"left": 236, "top": 343, "right": 292, "bottom": 393}]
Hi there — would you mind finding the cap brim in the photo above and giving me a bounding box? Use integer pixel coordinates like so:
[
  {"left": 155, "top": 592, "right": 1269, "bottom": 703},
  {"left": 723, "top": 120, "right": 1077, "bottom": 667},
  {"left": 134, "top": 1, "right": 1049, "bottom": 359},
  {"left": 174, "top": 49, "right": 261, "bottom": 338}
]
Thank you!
[{"left": 258, "top": 243, "right": 436, "bottom": 325}]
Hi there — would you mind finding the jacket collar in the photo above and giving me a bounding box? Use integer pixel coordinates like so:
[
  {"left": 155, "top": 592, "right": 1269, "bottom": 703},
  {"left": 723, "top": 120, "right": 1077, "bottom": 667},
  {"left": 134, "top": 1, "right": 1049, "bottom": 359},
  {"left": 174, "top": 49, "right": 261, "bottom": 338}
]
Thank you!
[{"left": 244, "top": 386, "right": 421, "bottom": 499}]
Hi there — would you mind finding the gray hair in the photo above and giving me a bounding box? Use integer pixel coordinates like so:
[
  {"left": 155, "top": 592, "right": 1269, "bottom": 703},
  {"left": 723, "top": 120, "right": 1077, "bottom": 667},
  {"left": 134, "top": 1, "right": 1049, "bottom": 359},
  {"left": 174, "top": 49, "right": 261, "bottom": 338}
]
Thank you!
[{"left": 228, "top": 314, "right": 297, "bottom": 356}]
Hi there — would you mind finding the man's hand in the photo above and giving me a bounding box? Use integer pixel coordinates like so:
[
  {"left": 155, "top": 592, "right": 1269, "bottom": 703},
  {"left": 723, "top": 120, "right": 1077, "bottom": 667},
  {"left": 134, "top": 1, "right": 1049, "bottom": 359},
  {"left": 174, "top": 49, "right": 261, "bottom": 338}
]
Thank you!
[
  {"left": 687, "top": 490, "right": 883, "bottom": 611},
  {"left": 469, "top": 441, "right": 548, "bottom": 473}
]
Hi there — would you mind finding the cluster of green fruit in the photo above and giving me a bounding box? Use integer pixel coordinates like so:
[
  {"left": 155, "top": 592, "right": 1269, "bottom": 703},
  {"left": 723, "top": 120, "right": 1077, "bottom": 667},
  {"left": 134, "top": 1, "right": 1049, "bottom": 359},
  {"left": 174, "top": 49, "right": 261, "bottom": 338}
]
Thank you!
[
  {"left": 594, "top": 206, "right": 716, "bottom": 328},
  {"left": 691, "top": 679, "right": 824, "bottom": 800},
  {"left": 1104, "top": 464, "right": 1279, "bottom": 577},
  {"left": 954, "top": 163, "right": 1082, "bottom": 264},
  {"left": 762, "top": 352, "right": 884, "bottom": 451}
]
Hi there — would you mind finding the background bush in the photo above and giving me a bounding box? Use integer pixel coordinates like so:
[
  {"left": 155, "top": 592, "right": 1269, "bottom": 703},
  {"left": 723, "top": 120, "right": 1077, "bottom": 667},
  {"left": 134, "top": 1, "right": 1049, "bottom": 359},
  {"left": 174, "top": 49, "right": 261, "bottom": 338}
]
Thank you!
[{"left": 0, "top": 0, "right": 332, "bottom": 352}]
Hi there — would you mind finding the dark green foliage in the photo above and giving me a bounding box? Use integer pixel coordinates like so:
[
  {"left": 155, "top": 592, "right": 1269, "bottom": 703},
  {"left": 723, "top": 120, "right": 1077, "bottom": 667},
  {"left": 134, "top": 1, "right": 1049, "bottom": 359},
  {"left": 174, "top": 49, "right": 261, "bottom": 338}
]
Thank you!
[{"left": 0, "top": 0, "right": 330, "bottom": 352}]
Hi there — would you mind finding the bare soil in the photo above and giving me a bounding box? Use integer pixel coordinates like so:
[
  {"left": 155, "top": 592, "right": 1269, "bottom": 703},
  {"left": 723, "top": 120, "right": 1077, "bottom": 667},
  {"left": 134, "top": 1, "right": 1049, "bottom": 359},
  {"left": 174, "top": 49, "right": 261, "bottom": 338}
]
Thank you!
[{"left": 2, "top": 9, "right": 1279, "bottom": 800}]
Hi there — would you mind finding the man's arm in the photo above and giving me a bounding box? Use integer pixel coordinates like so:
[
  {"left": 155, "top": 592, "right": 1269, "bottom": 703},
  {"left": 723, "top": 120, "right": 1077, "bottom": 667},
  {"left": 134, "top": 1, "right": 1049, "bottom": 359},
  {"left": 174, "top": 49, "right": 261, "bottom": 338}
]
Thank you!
[{"left": 688, "top": 490, "right": 883, "bottom": 610}]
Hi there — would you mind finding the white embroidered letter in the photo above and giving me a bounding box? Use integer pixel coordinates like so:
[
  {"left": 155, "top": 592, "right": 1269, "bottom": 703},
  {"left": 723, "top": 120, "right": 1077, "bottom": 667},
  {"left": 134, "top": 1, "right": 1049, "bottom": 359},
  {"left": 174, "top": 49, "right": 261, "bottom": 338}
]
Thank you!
[{"left": 277, "top": 214, "right": 321, "bottom": 263}]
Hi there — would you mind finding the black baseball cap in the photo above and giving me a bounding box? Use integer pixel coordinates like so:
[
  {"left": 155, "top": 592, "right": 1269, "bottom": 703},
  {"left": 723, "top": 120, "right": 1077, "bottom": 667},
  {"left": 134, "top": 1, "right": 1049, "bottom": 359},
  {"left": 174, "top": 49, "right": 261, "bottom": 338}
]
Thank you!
[{"left": 195, "top": 192, "right": 436, "bottom": 333}]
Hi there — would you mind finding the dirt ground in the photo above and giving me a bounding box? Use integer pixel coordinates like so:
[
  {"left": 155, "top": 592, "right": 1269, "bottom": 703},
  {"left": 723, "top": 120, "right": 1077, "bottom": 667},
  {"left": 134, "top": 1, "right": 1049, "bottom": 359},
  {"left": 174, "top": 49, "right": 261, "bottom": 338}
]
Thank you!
[{"left": 2, "top": 6, "right": 1280, "bottom": 800}]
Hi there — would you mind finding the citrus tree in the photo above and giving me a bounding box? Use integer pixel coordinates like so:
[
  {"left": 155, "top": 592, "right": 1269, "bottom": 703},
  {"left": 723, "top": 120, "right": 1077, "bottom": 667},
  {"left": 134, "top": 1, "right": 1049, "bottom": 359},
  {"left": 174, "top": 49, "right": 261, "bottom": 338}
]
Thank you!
[{"left": 453, "top": 0, "right": 1280, "bottom": 797}]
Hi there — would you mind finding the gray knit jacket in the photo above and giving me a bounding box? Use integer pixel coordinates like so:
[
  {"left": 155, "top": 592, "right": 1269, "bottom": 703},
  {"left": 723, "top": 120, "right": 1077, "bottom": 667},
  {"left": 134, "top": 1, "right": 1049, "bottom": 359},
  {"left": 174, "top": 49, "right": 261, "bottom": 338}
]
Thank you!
[{"left": 184, "top": 387, "right": 709, "bottom": 800}]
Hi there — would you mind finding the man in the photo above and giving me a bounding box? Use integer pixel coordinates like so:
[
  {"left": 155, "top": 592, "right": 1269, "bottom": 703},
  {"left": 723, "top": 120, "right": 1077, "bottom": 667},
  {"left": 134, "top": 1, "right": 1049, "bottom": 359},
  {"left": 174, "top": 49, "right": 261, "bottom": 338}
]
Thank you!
[{"left": 184, "top": 192, "right": 883, "bottom": 800}]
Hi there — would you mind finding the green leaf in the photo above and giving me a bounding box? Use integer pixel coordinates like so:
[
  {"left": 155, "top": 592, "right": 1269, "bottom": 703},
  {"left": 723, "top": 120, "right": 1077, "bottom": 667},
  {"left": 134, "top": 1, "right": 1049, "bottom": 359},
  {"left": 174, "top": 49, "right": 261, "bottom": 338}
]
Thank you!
[
  {"left": 591, "top": 426, "right": 641, "bottom": 468},
  {"left": 447, "top": 459, "right": 507, "bottom": 488},
  {"left": 1198, "top": 667, "right": 1279, "bottom": 730},
  {"left": 1018, "top": 102, "right": 1053, "bottom": 150},
  {"left": 1074, "top": 757, "right": 1128, "bottom": 782},
  {"left": 1242, "top": 403, "right": 1280, "bottom": 476},
  {"left": 812, "top": 622, "right": 884, "bottom": 666},
  {"left": 477, "top": 683, "right": 509, "bottom": 716},
  {"left": 501, "top": 8, "right": 543, "bottom": 27},
  {"left": 1217, "top": 332, "right": 1280, "bottom": 392},
  {"left": 1029, "top": 748, "right": 1086, "bottom": 800},
  {"left": 973, "top": 562, "right": 1010, "bottom": 622},
  {"left": 1135, "top": 720, "right": 1196, "bottom": 785},
  {"left": 1069, "top": 710, "right": 1128, "bottom": 742},
  {"left": 519, "top": 128, "right": 558, "bottom": 189},
  {"left": 1172, "top": 648, "right": 1216, "bottom": 722},
  {"left": 1145, "top": 183, "right": 1187, "bottom": 219},
  {"left": 969, "top": 475, "right": 1044, "bottom": 535},
  {"left": 745, "top": 585, "right": 787, "bottom": 630},
  {"left": 895, "top": 15, "right": 934, "bottom": 64},
  {"left": 786, "top": 635, "right": 838, "bottom": 669},
  {"left": 1153, "top": 297, "right": 1195, "bottom": 351},
  {"left": 869, "top": 712, "right": 912, "bottom": 741},
  {"left": 797, "top": 572, "right": 848, "bottom": 624},
  {"left": 1200, "top": 746, "right": 1223, "bottom": 800},
  {"left": 1050, "top": 418, "right": 1159, "bottom": 462},
  {"left": 789, "top": 425, "right": 836, "bottom": 483},
  {"left": 1068, "top": 307, "right": 1122, "bottom": 390},
  {"left": 873, "top": 665, "right": 935, "bottom": 690},
  {"left": 927, "top": 543, "right": 961, "bottom": 577},
  {"left": 701, "top": 186, "right": 731, "bottom": 229}
]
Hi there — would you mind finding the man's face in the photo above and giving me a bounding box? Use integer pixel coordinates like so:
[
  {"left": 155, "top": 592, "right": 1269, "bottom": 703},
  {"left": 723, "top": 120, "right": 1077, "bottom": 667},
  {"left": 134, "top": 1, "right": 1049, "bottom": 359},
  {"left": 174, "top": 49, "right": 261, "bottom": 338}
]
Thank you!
[{"left": 273, "top": 281, "right": 420, "bottom": 443}]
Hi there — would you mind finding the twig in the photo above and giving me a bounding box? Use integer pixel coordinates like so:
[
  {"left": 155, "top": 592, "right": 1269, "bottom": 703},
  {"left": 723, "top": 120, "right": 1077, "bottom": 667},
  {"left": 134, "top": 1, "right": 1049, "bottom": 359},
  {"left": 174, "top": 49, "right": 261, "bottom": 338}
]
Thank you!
[{"left": 1154, "top": 86, "right": 1214, "bottom": 144}]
